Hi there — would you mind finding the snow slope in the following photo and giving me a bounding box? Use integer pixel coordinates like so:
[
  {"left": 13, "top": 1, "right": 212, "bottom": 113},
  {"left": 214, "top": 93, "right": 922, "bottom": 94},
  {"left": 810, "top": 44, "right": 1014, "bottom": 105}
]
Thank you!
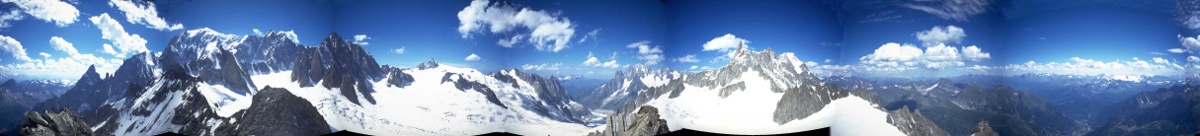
[
  {"left": 638, "top": 69, "right": 906, "bottom": 135},
  {"left": 251, "top": 65, "right": 599, "bottom": 135}
]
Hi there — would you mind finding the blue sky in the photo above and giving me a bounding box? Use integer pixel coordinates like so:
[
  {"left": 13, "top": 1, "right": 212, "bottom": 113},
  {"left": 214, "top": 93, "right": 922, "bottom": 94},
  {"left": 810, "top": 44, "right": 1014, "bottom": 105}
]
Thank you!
[{"left": 0, "top": 0, "right": 1195, "bottom": 80}]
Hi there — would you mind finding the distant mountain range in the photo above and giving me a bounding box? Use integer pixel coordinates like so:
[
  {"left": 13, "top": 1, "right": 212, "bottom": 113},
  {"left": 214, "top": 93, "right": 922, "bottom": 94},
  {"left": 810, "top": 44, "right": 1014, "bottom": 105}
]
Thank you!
[{"left": 13, "top": 28, "right": 1195, "bottom": 135}]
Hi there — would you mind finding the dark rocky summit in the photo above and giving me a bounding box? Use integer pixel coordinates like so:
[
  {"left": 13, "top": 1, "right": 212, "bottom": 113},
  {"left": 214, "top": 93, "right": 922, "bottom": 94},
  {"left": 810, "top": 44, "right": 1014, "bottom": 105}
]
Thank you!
[
  {"left": 20, "top": 108, "right": 93, "bottom": 136},
  {"left": 215, "top": 87, "right": 331, "bottom": 136}
]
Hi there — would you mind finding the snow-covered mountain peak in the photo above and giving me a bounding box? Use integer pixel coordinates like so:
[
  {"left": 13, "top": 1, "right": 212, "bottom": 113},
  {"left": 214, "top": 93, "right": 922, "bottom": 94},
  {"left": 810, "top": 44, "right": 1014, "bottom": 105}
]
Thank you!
[{"left": 418, "top": 58, "right": 440, "bottom": 70}]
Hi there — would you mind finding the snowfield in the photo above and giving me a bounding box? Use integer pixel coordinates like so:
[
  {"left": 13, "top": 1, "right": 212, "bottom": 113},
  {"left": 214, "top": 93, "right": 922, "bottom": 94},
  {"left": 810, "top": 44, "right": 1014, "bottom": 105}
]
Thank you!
[
  {"left": 639, "top": 70, "right": 906, "bottom": 135},
  {"left": 250, "top": 66, "right": 600, "bottom": 136}
]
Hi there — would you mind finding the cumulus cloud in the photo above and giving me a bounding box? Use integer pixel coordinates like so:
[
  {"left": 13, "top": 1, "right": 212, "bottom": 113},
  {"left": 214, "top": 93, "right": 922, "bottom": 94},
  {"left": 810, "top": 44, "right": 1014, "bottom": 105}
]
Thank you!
[
  {"left": 860, "top": 42, "right": 923, "bottom": 67},
  {"left": 0, "top": 9, "right": 25, "bottom": 29},
  {"left": 626, "top": 41, "right": 663, "bottom": 65},
  {"left": 465, "top": 53, "right": 481, "bottom": 61},
  {"left": 353, "top": 34, "right": 371, "bottom": 46},
  {"left": 702, "top": 33, "right": 750, "bottom": 53},
  {"left": 1, "top": 37, "right": 124, "bottom": 79},
  {"left": 108, "top": 0, "right": 183, "bottom": 31},
  {"left": 0, "top": 35, "right": 30, "bottom": 61},
  {"left": 899, "top": 0, "right": 990, "bottom": 21},
  {"left": 582, "top": 52, "right": 619, "bottom": 68},
  {"left": 1176, "top": 35, "right": 1200, "bottom": 53},
  {"left": 90, "top": 13, "right": 148, "bottom": 57},
  {"left": 49, "top": 36, "right": 77, "bottom": 55},
  {"left": 915, "top": 25, "right": 966, "bottom": 46},
  {"left": 2, "top": 0, "right": 79, "bottom": 27},
  {"left": 824, "top": 59, "right": 834, "bottom": 63},
  {"left": 392, "top": 47, "right": 406, "bottom": 54},
  {"left": 860, "top": 26, "right": 991, "bottom": 69},
  {"left": 961, "top": 45, "right": 990, "bottom": 61},
  {"left": 522, "top": 63, "right": 561, "bottom": 71},
  {"left": 701, "top": 34, "right": 751, "bottom": 63},
  {"left": 458, "top": 0, "right": 576, "bottom": 52},
  {"left": 674, "top": 54, "right": 699, "bottom": 63}
]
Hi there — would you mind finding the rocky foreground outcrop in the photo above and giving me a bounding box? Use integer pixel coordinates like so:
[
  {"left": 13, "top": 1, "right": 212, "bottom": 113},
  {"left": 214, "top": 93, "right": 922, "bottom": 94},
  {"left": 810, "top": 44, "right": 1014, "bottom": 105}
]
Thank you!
[
  {"left": 214, "top": 87, "right": 331, "bottom": 136},
  {"left": 20, "top": 108, "right": 93, "bottom": 136},
  {"left": 971, "top": 120, "right": 999, "bottom": 136},
  {"left": 587, "top": 105, "right": 670, "bottom": 136}
]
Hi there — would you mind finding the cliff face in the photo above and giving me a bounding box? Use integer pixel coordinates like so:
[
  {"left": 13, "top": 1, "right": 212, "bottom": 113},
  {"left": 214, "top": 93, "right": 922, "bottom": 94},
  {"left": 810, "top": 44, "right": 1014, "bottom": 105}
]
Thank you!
[
  {"left": 588, "top": 105, "right": 670, "bottom": 136},
  {"left": 20, "top": 108, "right": 94, "bottom": 136}
]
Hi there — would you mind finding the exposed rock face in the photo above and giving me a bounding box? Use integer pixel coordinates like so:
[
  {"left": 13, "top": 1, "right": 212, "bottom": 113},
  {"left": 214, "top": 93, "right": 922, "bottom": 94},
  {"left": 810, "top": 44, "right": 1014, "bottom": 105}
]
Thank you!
[
  {"left": 34, "top": 53, "right": 160, "bottom": 117},
  {"left": 381, "top": 66, "right": 415, "bottom": 88},
  {"left": 441, "top": 72, "right": 506, "bottom": 109},
  {"left": 887, "top": 106, "right": 950, "bottom": 136},
  {"left": 622, "top": 106, "right": 670, "bottom": 136},
  {"left": 215, "top": 87, "right": 331, "bottom": 136},
  {"left": 20, "top": 108, "right": 93, "bottom": 136},
  {"left": 578, "top": 64, "right": 679, "bottom": 113},
  {"left": 971, "top": 120, "right": 999, "bottom": 136},
  {"left": 587, "top": 106, "right": 669, "bottom": 136},
  {"left": 232, "top": 30, "right": 304, "bottom": 74},
  {"left": 417, "top": 58, "right": 439, "bottom": 70},
  {"left": 291, "top": 33, "right": 384, "bottom": 105},
  {"left": 89, "top": 65, "right": 224, "bottom": 135},
  {"left": 496, "top": 69, "right": 591, "bottom": 123}
]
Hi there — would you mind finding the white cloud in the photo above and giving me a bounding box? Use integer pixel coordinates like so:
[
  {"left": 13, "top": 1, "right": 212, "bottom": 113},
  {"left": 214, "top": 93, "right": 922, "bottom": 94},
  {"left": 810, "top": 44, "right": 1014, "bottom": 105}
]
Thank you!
[
  {"left": 353, "top": 34, "right": 371, "bottom": 46},
  {"left": 252, "top": 28, "right": 263, "bottom": 35},
  {"left": 859, "top": 26, "right": 991, "bottom": 69},
  {"left": 1169, "top": 48, "right": 1187, "bottom": 53},
  {"left": 824, "top": 59, "right": 833, "bottom": 63},
  {"left": 689, "top": 66, "right": 698, "bottom": 70},
  {"left": 860, "top": 42, "right": 923, "bottom": 67},
  {"left": 1177, "top": 35, "right": 1200, "bottom": 53},
  {"left": 702, "top": 34, "right": 751, "bottom": 63},
  {"left": 496, "top": 34, "right": 524, "bottom": 48},
  {"left": 464, "top": 53, "right": 481, "bottom": 61},
  {"left": 0, "top": 9, "right": 25, "bottom": 29},
  {"left": 1, "top": 36, "right": 124, "bottom": 79},
  {"left": 674, "top": 54, "right": 699, "bottom": 63},
  {"left": 899, "top": 0, "right": 990, "bottom": 21},
  {"left": 521, "top": 63, "right": 561, "bottom": 71},
  {"left": 0, "top": 35, "right": 30, "bottom": 61},
  {"left": 108, "top": 0, "right": 183, "bottom": 31},
  {"left": 276, "top": 30, "right": 300, "bottom": 44},
  {"left": 89, "top": 13, "right": 148, "bottom": 57},
  {"left": 805, "top": 61, "right": 819, "bottom": 67},
  {"left": 102, "top": 44, "right": 118, "bottom": 55},
  {"left": 1002, "top": 57, "right": 1183, "bottom": 76},
  {"left": 626, "top": 41, "right": 663, "bottom": 65},
  {"left": 2, "top": 0, "right": 79, "bottom": 27},
  {"left": 915, "top": 25, "right": 966, "bottom": 46},
  {"left": 49, "top": 36, "right": 77, "bottom": 55},
  {"left": 392, "top": 47, "right": 406, "bottom": 54},
  {"left": 961, "top": 45, "right": 990, "bottom": 61},
  {"left": 702, "top": 33, "right": 749, "bottom": 52},
  {"left": 1179, "top": 1, "right": 1200, "bottom": 30},
  {"left": 458, "top": 0, "right": 576, "bottom": 52},
  {"left": 577, "top": 29, "right": 599, "bottom": 43},
  {"left": 1190, "top": 56, "right": 1200, "bottom": 62},
  {"left": 0, "top": 53, "right": 124, "bottom": 80},
  {"left": 582, "top": 52, "right": 619, "bottom": 68}
]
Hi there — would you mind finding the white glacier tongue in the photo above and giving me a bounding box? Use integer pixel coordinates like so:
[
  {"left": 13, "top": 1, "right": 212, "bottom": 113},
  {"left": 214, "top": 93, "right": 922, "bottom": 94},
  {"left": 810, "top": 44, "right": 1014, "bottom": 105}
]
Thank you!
[{"left": 249, "top": 65, "right": 600, "bottom": 136}]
